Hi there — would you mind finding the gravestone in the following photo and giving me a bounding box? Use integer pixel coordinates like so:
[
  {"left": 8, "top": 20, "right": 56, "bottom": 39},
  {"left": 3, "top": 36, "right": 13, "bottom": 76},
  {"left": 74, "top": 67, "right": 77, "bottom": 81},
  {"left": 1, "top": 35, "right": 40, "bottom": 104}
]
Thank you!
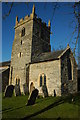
[
  {"left": 23, "top": 83, "right": 29, "bottom": 95},
  {"left": 5, "top": 85, "right": 14, "bottom": 97},
  {"left": 54, "top": 90, "right": 56, "bottom": 97},
  {"left": 30, "top": 82, "right": 35, "bottom": 94},
  {"left": 26, "top": 88, "right": 39, "bottom": 106},
  {"left": 42, "top": 85, "right": 48, "bottom": 97},
  {"left": 15, "top": 85, "right": 21, "bottom": 96}
]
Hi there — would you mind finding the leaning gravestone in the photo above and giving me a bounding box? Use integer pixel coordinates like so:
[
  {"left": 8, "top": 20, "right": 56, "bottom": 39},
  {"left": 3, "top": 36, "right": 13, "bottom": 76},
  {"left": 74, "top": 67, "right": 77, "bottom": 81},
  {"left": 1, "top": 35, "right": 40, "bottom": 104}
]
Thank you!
[
  {"left": 26, "top": 88, "right": 39, "bottom": 106},
  {"left": 42, "top": 85, "right": 48, "bottom": 97},
  {"left": 5, "top": 85, "right": 14, "bottom": 97},
  {"left": 14, "top": 84, "right": 21, "bottom": 96}
]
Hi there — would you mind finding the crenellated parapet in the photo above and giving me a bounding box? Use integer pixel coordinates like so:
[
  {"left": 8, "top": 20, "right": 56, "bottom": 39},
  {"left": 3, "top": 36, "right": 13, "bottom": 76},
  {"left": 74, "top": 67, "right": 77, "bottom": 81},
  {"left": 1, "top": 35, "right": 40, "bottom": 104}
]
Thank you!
[{"left": 14, "top": 4, "right": 51, "bottom": 31}]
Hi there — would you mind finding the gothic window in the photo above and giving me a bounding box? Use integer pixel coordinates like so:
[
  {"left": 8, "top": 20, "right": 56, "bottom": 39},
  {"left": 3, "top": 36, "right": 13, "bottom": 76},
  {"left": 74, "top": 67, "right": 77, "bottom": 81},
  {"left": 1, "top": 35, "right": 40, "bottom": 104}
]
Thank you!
[
  {"left": 21, "top": 27, "right": 25, "bottom": 37},
  {"left": 44, "top": 75, "right": 46, "bottom": 86},
  {"left": 40, "top": 75, "right": 42, "bottom": 87},
  {"left": 16, "top": 78, "right": 20, "bottom": 85},
  {"left": 11, "top": 66, "right": 13, "bottom": 80},
  {"left": 67, "top": 58, "right": 72, "bottom": 80},
  {"left": 18, "top": 79, "right": 20, "bottom": 85},
  {"left": 39, "top": 74, "right": 46, "bottom": 87},
  {"left": 16, "top": 78, "right": 17, "bottom": 85}
]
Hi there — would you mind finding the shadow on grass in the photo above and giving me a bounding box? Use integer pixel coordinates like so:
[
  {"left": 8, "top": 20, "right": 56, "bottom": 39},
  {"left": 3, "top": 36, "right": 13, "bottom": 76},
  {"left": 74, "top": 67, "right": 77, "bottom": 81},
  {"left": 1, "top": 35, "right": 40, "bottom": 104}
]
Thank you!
[
  {"left": 21, "top": 98, "right": 64, "bottom": 120},
  {"left": 2, "top": 107, "right": 12, "bottom": 112},
  {"left": 2, "top": 105, "right": 25, "bottom": 113}
]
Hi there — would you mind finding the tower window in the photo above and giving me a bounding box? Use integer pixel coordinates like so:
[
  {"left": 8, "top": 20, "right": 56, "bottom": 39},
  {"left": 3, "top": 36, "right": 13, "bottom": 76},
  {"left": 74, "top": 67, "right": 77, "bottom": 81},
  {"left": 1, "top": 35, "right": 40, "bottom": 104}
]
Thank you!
[
  {"left": 20, "top": 52, "right": 21, "bottom": 57},
  {"left": 21, "top": 40, "right": 22, "bottom": 45},
  {"left": 21, "top": 27, "right": 25, "bottom": 37}
]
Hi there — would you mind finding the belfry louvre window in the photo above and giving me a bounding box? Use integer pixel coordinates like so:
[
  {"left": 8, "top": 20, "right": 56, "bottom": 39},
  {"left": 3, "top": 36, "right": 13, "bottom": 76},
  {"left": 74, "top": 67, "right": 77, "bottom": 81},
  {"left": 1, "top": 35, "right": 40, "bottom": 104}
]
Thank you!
[
  {"left": 39, "top": 74, "right": 46, "bottom": 87},
  {"left": 21, "top": 27, "right": 25, "bottom": 37}
]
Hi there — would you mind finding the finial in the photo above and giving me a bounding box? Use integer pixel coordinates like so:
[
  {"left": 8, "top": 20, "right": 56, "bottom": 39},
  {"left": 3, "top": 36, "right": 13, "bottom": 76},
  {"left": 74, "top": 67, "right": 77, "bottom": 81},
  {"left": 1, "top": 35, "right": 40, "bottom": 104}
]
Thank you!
[
  {"left": 32, "top": 4, "right": 35, "bottom": 14},
  {"left": 67, "top": 44, "right": 70, "bottom": 48},
  {"left": 16, "top": 16, "right": 18, "bottom": 25},
  {"left": 67, "top": 44, "right": 69, "bottom": 47},
  {"left": 48, "top": 20, "right": 51, "bottom": 27}
]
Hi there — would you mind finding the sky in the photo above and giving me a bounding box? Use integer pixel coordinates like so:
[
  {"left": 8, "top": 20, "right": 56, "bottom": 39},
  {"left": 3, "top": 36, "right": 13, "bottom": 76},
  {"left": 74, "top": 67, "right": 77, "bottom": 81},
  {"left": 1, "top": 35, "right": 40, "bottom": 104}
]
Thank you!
[{"left": 2, "top": 2, "right": 78, "bottom": 63}]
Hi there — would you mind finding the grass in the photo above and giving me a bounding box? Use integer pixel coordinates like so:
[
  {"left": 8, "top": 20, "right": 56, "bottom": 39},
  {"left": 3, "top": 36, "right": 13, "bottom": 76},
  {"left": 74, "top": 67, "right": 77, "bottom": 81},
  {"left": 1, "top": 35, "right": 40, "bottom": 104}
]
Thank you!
[{"left": 2, "top": 92, "right": 80, "bottom": 119}]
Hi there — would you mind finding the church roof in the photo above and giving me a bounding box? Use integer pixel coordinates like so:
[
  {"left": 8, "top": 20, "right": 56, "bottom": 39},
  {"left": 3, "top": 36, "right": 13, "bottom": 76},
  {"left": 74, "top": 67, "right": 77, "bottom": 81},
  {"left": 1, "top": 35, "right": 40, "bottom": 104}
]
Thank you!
[
  {"left": 0, "top": 61, "right": 11, "bottom": 67},
  {"left": 32, "top": 49, "right": 65, "bottom": 63}
]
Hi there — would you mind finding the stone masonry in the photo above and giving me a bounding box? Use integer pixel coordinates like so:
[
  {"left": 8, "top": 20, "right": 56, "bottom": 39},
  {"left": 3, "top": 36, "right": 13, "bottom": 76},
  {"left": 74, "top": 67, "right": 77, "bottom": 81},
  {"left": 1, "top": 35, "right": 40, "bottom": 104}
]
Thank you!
[
  {"left": 9, "top": 5, "right": 77, "bottom": 96},
  {"left": 9, "top": 5, "right": 51, "bottom": 94}
]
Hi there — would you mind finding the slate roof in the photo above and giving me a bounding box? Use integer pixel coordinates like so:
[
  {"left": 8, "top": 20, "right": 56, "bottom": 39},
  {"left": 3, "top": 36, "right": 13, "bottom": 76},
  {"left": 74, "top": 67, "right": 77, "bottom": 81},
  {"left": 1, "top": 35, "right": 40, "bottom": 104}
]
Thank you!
[
  {"left": 0, "top": 50, "right": 65, "bottom": 66},
  {"left": 0, "top": 61, "right": 11, "bottom": 67},
  {"left": 0, "top": 67, "right": 9, "bottom": 73},
  {"left": 32, "top": 49, "right": 65, "bottom": 63}
]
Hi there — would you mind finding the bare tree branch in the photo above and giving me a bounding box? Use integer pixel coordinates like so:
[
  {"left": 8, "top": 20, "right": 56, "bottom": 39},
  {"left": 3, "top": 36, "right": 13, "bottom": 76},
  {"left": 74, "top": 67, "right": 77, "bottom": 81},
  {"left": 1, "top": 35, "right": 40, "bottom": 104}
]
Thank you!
[{"left": 3, "top": 2, "right": 14, "bottom": 19}]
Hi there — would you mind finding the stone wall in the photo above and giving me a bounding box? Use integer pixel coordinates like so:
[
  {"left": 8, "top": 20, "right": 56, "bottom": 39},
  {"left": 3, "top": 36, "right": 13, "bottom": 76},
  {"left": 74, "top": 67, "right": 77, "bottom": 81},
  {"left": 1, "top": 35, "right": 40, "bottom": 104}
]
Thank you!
[
  {"left": 29, "top": 60, "right": 61, "bottom": 96},
  {"left": 31, "top": 18, "right": 51, "bottom": 60},
  {"left": 9, "top": 10, "right": 51, "bottom": 93},
  {"left": 2, "top": 68, "right": 10, "bottom": 92},
  {"left": 9, "top": 19, "right": 33, "bottom": 93},
  {"left": 61, "top": 49, "right": 77, "bottom": 95}
]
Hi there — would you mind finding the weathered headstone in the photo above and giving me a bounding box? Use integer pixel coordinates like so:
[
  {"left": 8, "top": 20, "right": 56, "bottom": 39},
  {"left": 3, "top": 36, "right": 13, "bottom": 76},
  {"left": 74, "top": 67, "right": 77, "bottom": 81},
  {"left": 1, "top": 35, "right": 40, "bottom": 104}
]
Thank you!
[
  {"left": 54, "top": 90, "right": 56, "bottom": 97},
  {"left": 30, "top": 82, "right": 35, "bottom": 94},
  {"left": 5, "top": 85, "right": 14, "bottom": 97},
  {"left": 26, "top": 88, "right": 39, "bottom": 106},
  {"left": 42, "top": 85, "right": 48, "bottom": 97},
  {"left": 14, "top": 85, "right": 21, "bottom": 96},
  {"left": 23, "top": 83, "right": 29, "bottom": 95}
]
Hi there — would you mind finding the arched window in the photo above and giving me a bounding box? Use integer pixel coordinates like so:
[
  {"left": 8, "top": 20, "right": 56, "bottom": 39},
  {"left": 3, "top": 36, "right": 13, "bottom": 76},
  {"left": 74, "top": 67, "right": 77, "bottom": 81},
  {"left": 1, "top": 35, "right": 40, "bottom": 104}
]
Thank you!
[
  {"left": 16, "top": 78, "right": 20, "bottom": 86},
  {"left": 21, "top": 27, "right": 25, "bottom": 37},
  {"left": 68, "top": 58, "right": 72, "bottom": 80},
  {"left": 16, "top": 78, "right": 17, "bottom": 85},
  {"left": 11, "top": 66, "right": 13, "bottom": 80},
  {"left": 18, "top": 79, "right": 20, "bottom": 85},
  {"left": 39, "top": 74, "right": 46, "bottom": 87},
  {"left": 44, "top": 75, "right": 46, "bottom": 86},
  {"left": 40, "top": 75, "right": 42, "bottom": 87}
]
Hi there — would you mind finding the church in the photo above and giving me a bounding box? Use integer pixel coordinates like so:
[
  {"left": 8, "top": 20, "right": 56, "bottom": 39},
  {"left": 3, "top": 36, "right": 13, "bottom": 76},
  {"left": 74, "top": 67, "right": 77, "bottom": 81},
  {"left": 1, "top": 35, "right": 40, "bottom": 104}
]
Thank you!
[{"left": 9, "top": 5, "right": 77, "bottom": 96}]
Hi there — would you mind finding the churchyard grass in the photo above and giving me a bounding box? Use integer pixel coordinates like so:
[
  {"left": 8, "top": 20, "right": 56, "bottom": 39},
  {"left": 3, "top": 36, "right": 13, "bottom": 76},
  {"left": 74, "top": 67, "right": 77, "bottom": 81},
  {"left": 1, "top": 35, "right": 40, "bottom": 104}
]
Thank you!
[{"left": 2, "top": 93, "right": 80, "bottom": 119}]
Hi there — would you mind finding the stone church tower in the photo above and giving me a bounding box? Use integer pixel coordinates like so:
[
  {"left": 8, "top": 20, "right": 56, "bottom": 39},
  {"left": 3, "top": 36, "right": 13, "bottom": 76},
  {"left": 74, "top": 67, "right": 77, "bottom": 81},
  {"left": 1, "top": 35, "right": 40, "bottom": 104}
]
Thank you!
[{"left": 9, "top": 5, "right": 51, "bottom": 93}]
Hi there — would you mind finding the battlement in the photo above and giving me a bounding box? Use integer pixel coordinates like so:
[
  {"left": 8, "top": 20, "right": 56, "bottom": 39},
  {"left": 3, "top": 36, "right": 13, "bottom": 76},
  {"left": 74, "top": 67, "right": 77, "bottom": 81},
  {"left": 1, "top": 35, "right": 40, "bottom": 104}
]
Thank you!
[{"left": 14, "top": 5, "right": 51, "bottom": 30}]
